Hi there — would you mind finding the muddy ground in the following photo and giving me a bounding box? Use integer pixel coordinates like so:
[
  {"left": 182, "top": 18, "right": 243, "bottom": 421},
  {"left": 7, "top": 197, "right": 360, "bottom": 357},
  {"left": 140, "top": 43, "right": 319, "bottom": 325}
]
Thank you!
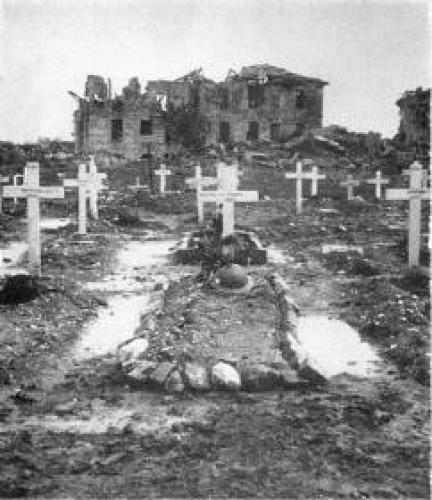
[{"left": 0, "top": 158, "right": 429, "bottom": 498}]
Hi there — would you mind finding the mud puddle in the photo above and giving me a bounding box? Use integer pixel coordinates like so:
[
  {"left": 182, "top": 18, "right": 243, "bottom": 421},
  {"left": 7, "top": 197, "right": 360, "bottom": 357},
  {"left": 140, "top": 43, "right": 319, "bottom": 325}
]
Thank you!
[{"left": 298, "top": 315, "right": 381, "bottom": 378}]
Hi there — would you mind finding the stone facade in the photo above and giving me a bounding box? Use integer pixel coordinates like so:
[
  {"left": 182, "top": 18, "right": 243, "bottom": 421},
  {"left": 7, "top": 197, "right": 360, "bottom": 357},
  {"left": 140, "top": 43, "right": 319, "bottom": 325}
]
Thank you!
[
  {"left": 72, "top": 65, "right": 328, "bottom": 159},
  {"left": 395, "top": 87, "right": 430, "bottom": 151}
]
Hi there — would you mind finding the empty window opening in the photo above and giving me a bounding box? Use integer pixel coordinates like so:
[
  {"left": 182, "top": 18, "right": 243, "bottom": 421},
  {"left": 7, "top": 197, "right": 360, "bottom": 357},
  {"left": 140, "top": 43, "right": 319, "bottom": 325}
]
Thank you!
[
  {"left": 296, "top": 90, "right": 306, "bottom": 109},
  {"left": 140, "top": 120, "right": 153, "bottom": 135},
  {"left": 248, "top": 85, "right": 265, "bottom": 108},
  {"left": 270, "top": 123, "right": 281, "bottom": 142},
  {"left": 247, "top": 121, "right": 259, "bottom": 141},
  {"left": 111, "top": 119, "right": 123, "bottom": 142},
  {"left": 219, "top": 121, "right": 230, "bottom": 143}
]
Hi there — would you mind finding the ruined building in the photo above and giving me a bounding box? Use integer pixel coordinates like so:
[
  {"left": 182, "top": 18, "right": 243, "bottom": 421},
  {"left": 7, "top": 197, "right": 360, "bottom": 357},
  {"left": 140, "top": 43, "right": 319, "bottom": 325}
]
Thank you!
[
  {"left": 71, "top": 65, "right": 328, "bottom": 159},
  {"left": 395, "top": 87, "right": 430, "bottom": 151}
]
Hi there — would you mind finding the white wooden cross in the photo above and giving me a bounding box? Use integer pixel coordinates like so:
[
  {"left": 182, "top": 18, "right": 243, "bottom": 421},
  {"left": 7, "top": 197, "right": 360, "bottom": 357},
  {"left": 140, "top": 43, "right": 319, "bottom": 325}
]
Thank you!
[
  {"left": 0, "top": 175, "right": 9, "bottom": 213},
  {"left": 366, "top": 170, "right": 389, "bottom": 199},
  {"left": 308, "top": 165, "right": 326, "bottom": 197},
  {"left": 128, "top": 176, "right": 148, "bottom": 191},
  {"left": 88, "top": 156, "right": 107, "bottom": 219},
  {"left": 386, "top": 161, "right": 430, "bottom": 267},
  {"left": 3, "top": 162, "right": 64, "bottom": 276},
  {"left": 185, "top": 164, "right": 218, "bottom": 223},
  {"left": 12, "top": 173, "right": 25, "bottom": 204},
  {"left": 63, "top": 163, "right": 92, "bottom": 235},
  {"left": 402, "top": 166, "right": 430, "bottom": 188},
  {"left": 155, "top": 163, "right": 172, "bottom": 195},
  {"left": 284, "top": 161, "right": 311, "bottom": 213},
  {"left": 340, "top": 174, "right": 360, "bottom": 201},
  {"left": 199, "top": 167, "right": 258, "bottom": 238}
]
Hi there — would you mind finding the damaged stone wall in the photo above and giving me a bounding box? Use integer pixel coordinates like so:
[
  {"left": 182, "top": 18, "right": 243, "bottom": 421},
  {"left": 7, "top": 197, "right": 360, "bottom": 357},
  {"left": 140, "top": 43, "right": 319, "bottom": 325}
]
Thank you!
[
  {"left": 73, "top": 77, "right": 166, "bottom": 160},
  {"left": 72, "top": 66, "right": 327, "bottom": 158},
  {"left": 395, "top": 87, "right": 430, "bottom": 151}
]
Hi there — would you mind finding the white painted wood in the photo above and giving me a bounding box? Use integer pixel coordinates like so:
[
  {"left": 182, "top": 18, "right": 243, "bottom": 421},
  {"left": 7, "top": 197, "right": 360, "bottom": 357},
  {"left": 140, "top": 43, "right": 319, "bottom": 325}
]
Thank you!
[
  {"left": 12, "top": 174, "right": 24, "bottom": 204},
  {"left": 185, "top": 164, "right": 218, "bottom": 223},
  {"left": 87, "top": 156, "right": 107, "bottom": 219},
  {"left": 199, "top": 166, "right": 258, "bottom": 237},
  {"left": 0, "top": 175, "right": 10, "bottom": 213},
  {"left": 285, "top": 161, "right": 304, "bottom": 213},
  {"left": 340, "top": 174, "right": 360, "bottom": 201},
  {"left": 63, "top": 163, "right": 91, "bottom": 235},
  {"left": 155, "top": 163, "right": 172, "bottom": 195},
  {"left": 366, "top": 170, "right": 389, "bottom": 199},
  {"left": 385, "top": 161, "right": 429, "bottom": 267},
  {"left": 308, "top": 166, "right": 326, "bottom": 197},
  {"left": 3, "top": 162, "right": 64, "bottom": 275}
]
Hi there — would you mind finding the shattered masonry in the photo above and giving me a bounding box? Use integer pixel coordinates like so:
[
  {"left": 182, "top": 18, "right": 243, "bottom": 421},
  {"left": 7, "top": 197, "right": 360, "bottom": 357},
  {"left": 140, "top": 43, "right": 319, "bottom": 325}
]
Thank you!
[
  {"left": 72, "top": 65, "right": 328, "bottom": 160},
  {"left": 395, "top": 87, "right": 430, "bottom": 151}
]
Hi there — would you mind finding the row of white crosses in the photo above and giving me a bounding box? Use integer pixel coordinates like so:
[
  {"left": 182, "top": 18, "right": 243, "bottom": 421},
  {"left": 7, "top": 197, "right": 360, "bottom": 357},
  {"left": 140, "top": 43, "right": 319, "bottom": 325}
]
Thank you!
[
  {"left": 284, "top": 161, "right": 326, "bottom": 213},
  {"left": 341, "top": 171, "right": 389, "bottom": 201}
]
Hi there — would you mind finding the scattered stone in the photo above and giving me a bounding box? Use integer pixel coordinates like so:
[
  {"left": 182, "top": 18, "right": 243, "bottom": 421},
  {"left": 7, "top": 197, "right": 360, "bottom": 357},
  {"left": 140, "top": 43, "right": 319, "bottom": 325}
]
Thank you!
[
  {"left": 216, "top": 264, "right": 249, "bottom": 289},
  {"left": 148, "top": 361, "right": 176, "bottom": 388},
  {"left": 183, "top": 362, "right": 210, "bottom": 391},
  {"left": 165, "top": 370, "right": 185, "bottom": 393},
  {"left": 211, "top": 362, "right": 241, "bottom": 391},
  {"left": 240, "top": 363, "right": 283, "bottom": 392},
  {"left": 117, "top": 338, "right": 149, "bottom": 369},
  {"left": 127, "top": 360, "right": 158, "bottom": 385}
]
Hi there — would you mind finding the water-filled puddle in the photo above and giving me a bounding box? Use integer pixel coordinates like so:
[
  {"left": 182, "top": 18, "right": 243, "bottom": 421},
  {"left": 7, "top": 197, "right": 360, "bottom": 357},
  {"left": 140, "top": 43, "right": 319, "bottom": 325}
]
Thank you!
[
  {"left": 73, "top": 293, "right": 161, "bottom": 360},
  {"left": 297, "top": 315, "right": 380, "bottom": 378}
]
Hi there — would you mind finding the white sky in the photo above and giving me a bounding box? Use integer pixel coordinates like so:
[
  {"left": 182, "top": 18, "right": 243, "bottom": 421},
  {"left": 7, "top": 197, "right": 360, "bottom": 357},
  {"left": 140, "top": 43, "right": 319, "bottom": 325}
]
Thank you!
[{"left": 0, "top": 0, "right": 430, "bottom": 142}]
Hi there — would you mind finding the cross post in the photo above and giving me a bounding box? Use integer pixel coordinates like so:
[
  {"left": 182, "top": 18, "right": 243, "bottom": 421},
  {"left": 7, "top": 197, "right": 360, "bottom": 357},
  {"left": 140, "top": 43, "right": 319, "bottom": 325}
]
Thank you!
[
  {"left": 285, "top": 161, "right": 305, "bottom": 213},
  {"left": 3, "top": 162, "right": 64, "bottom": 275},
  {"left": 88, "top": 156, "right": 107, "bottom": 219},
  {"left": 366, "top": 170, "right": 389, "bottom": 199},
  {"left": 0, "top": 175, "right": 10, "bottom": 213},
  {"left": 386, "top": 161, "right": 430, "bottom": 267},
  {"left": 340, "top": 175, "right": 360, "bottom": 201},
  {"left": 155, "top": 164, "right": 172, "bottom": 196},
  {"left": 199, "top": 166, "right": 258, "bottom": 237},
  {"left": 63, "top": 163, "right": 92, "bottom": 235},
  {"left": 185, "top": 164, "right": 218, "bottom": 223}
]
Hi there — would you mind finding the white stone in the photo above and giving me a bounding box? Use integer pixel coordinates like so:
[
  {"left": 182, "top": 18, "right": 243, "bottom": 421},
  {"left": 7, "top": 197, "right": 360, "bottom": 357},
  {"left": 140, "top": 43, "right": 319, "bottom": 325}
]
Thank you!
[
  {"left": 2, "top": 162, "right": 64, "bottom": 276},
  {"left": 211, "top": 362, "right": 241, "bottom": 390},
  {"left": 386, "top": 161, "right": 429, "bottom": 267},
  {"left": 183, "top": 362, "right": 210, "bottom": 391},
  {"left": 117, "top": 337, "right": 149, "bottom": 368}
]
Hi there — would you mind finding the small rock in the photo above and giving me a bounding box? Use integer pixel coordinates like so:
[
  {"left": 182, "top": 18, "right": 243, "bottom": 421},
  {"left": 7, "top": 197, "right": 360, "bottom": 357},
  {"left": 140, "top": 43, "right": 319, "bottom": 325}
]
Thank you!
[
  {"left": 211, "top": 362, "right": 241, "bottom": 391},
  {"left": 216, "top": 264, "right": 249, "bottom": 289},
  {"left": 117, "top": 338, "right": 149, "bottom": 369},
  {"left": 240, "top": 363, "right": 283, "bottom": 392},
  {"left": 148, "top": 361, "right": 176, "bottom": 388},
  {"left": 127, "top": 360, "right": 158, "bottom": 385},
  {"left": 165, "top": 370, "right": 185, "bottom": 393},
  {"left": 183, "top": 362, "right": 210, "bottom": 391}
]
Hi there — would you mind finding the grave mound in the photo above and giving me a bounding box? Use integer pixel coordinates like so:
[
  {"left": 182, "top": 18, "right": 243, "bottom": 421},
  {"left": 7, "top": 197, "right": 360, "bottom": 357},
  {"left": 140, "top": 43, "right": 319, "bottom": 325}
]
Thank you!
[
  {"left": 216, "top": 264, "right": 249, "bottom": 289},
  {"left": 174, "top": 228, "right": 267, "bottom": 266}
]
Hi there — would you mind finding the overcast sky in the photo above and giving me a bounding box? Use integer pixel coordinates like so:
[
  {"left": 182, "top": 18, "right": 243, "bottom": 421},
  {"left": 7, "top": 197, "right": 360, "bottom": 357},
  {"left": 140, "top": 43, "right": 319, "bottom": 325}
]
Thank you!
[{"left": 0, "top": 0, "right": 430, "bottom": 142}]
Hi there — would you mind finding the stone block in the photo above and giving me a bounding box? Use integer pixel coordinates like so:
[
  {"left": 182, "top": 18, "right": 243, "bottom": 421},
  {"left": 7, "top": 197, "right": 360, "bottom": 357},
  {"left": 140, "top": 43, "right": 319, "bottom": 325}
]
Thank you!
[
  {"left": 183, "top": 362, "right": 210, "bottom": 391},
  {"left": 240, "top": 363, "right": 283, "bottom": 392},
  {"left": 211, "top": 362, "right": 241, "bottom": 391},
  {"left": 148, "top": 361, "right": 176, "bottom": 388}
]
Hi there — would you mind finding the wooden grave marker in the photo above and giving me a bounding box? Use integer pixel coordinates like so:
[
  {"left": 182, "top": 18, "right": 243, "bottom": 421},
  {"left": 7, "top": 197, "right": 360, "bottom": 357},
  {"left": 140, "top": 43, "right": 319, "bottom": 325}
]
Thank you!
[
  {"left": 185, "top": 164, "right": 218, "bottom": 223},
  {"left": 63, "top": 163, "right": 93, "bottom": 235},
  {"left": 340, "top": 174, "right": 360, "bottom": 201},
  {"left": 155, "top": 164, "right": 172, "bottom": 196},
  {"left": 386, "top": 161, "right": 430, "bottom": 267},
  {"left": 3, "top": 162, "right": 64, "bottom": 275},
  {"left": 366, "top": 170, "right": 389, "bottom": 199}
]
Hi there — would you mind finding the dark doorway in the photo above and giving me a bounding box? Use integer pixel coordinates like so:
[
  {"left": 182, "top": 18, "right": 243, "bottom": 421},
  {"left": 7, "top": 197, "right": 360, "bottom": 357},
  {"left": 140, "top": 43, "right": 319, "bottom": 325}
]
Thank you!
[
  {"left": 219, "top": 121, "right": 230, "bottom": 143},
  {"left": 247, "top": 121, "right": 259, "bottom": 141},
  {"left": 111, "top": 119, "right": 123, "bottom": 142},
  {"left": 270, "top": 123, "right": 281, "bottom": 142}
]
